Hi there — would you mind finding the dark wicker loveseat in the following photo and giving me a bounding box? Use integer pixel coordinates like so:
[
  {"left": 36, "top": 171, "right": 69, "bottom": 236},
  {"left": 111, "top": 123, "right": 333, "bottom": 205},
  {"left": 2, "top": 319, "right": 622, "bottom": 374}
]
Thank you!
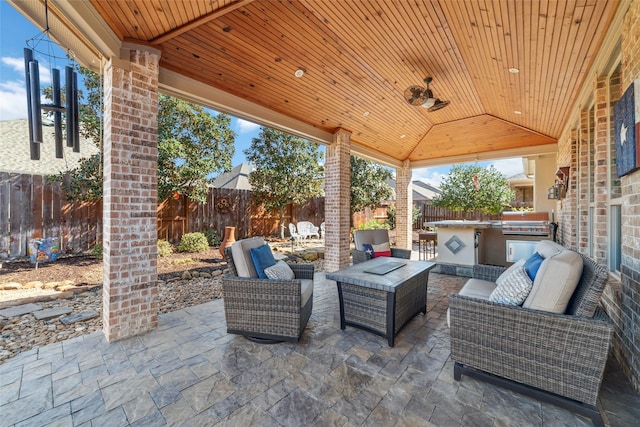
[
  {"left": 449, "top": 245, "right": 613, "bottom": 427},
  {"left": 222, "top": 239, "right": 314, "bottom": 343}
]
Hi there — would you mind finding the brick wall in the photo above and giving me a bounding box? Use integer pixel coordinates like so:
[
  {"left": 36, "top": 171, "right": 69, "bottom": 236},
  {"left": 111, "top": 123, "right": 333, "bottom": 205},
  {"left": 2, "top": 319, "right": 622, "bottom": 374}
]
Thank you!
[
  {"left": 395, "top": 161, "right": 412, "bottom": 250},
  {"left": 619, "top": 0, "right": 640, "bottom": 391},
  {"left": 102, "top": 48, "right": 160, "bottom": 341},
  {"left": 557, "top": 129, "right": 577, "bottom": 248},
  {"left": 324, "top": 129, "right": 351, "bottom": 272}
]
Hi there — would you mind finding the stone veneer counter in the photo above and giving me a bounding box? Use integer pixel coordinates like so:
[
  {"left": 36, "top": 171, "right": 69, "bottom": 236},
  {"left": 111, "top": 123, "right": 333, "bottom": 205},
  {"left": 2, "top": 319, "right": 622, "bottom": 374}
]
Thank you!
[{"left": 427, "top": 220, "right": 494, "bottom": 276}]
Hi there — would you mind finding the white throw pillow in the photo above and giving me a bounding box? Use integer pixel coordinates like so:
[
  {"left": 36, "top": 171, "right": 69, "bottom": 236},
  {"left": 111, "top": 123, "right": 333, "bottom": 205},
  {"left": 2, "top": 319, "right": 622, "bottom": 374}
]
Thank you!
[
  {"left": 496, "top": 258, "right": 526, "bottom": 286},
  {"left": 264, "top": 260, "right": 295, "bottom": 280},
  {"left": 489, "top": 265, "right": 533, "bottom": 306}
]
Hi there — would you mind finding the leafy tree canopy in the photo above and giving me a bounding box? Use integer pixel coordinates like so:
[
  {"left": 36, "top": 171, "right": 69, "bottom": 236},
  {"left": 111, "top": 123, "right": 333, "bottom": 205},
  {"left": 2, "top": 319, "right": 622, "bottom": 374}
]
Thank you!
[
  {"left": 157, "top": 94, "right": 234, "bottom": 202},
  {"left": 350, "top": 156, "right": 393, "bottom": 214},
  {"left": 431, "top": 164, "right": 514, "bottom": 217},
  {"left": 48, "top": 67, "right": 235, "bottom": 203},
  {"left": 244, "top": 127, "right": 324, "bottom": 237}
]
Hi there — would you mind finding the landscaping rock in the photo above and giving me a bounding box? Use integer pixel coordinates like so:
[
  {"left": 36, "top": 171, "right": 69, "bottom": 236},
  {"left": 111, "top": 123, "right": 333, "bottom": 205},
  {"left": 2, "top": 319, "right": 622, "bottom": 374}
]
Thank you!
[
  {"left": 191, "top": 271, "right": 200, "bottom": 278},
  {"left": 0, "top": 283, "right": 21, "bottom": 290},
  {"left": 199, "top": 272, "right": 211, "bottom": 278},
  {"left": 0, "top": 303, "right": 43, "bottom": 318},
  {"left": 60, "top": 310, "right": 99, "bottom": 325},
  {"left": 33, "top": 307, "right": 73, "bottom": 321},
  {"left": 25, "top": 281, "right": 44, "bottom": 289},
  {"left": 43, "top": 282, "right": 60, "bottom": 289},
  {"left": 182, "top": 271, "right": 192, "bottom": 280}
]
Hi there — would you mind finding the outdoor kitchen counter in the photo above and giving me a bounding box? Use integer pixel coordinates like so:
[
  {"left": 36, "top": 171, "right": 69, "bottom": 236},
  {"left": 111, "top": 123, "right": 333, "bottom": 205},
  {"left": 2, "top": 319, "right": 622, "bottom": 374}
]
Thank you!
[
  {"left": 427, "top": 220, "right": 493, "bottom": 229},
  {"left": 426, "top": 221, "right": 494, "bottom": 275}
]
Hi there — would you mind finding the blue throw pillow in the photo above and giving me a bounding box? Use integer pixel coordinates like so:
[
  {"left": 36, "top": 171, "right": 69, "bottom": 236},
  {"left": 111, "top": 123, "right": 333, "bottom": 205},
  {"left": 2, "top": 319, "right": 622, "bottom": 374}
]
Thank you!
[
  {"left": 362, "top": 244, "right": 375, "bottom": 259},
  {"left": 524, "top": 252, "right": 544, "bottom": 281},
  {"left": 250, "top": 244, "right": 276, "bottom": 279}
]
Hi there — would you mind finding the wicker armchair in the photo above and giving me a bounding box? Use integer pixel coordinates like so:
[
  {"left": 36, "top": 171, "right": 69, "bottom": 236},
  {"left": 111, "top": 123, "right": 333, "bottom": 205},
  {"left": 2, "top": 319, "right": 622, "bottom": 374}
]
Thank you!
[
  {"left": 222, "top": 243, "right": 314, "bottom": 343},
  {"left": 352, "top": 229, "right": 412, "bottom": 264},
  {"left": 449, "top": 252, "right": 613, "bottom": 427}
]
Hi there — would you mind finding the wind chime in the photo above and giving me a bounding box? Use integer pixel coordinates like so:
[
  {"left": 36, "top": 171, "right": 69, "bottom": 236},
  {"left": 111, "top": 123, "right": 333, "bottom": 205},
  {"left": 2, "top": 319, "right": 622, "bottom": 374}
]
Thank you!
[{"left": 23, "top": 0, "right": 80, "bottom": 161}]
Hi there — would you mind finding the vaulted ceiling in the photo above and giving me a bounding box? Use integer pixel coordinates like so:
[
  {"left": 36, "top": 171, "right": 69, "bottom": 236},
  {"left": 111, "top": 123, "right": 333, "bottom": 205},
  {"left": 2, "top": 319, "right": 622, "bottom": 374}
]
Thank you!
[{"left": 11, "top": 0, "right": 621, "bottom": 167}]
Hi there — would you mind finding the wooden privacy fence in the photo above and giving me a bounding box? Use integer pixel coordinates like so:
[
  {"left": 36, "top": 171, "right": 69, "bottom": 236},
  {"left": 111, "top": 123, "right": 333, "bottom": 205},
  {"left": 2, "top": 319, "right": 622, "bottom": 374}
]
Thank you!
[
  {"left": 1, "top": 172, "right": 327, "bottom": 259},
  {"left": 416, "top": 203, "right": 501, "bottom": 228},
  {"left": 0, "top": 172, "right": 102, "bottom": 259}
]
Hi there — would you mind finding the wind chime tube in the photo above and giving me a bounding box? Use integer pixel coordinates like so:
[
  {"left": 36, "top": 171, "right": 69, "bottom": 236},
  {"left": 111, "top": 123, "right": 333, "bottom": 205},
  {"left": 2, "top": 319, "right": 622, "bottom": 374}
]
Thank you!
[
  {"left": 52, "top": 68, "right": 63, "bottom": 158},
  {"left": 72, "top": 71, "right": 80, "bottom": 152},
  {"left": 23, "top": 48, "right": 40, "bottom": 160},
  {"left": 65, "top": 66, "right": 74, "bottom": 148},
  {"left": 29, "top": 60, "right": 43, "bottom": 145}
]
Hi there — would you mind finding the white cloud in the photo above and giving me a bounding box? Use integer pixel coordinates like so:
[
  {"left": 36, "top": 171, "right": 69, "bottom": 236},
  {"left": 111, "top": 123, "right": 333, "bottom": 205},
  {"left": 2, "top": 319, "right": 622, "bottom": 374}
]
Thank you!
[
  {"left": 2, "top": 55, "right": 51, "bottom": 84},
  {"left": 0, "top": 80, "right": 28, "bottom": 120},
  {"left": 488, "top": 158, "right": 524, "bottom": 178},
  {"left": 413, "top": 168, "right": 447, "bottom": 187},
  {"left": 236, "top": 118, "right": 260, "bottom": 134}
]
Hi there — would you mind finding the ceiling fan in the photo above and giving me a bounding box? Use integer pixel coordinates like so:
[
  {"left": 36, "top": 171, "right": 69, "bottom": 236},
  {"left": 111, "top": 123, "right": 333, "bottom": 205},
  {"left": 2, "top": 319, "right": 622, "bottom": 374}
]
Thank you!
[{"left": 404, "top": 77, "right": 450, "bottom": 112}]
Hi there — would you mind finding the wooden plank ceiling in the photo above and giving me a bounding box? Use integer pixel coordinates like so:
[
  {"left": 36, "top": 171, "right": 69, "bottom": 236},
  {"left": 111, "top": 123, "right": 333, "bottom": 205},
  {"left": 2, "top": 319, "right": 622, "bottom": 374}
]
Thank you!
[{"left": 89, "top": 0, "right": 618, "bottom": 164}]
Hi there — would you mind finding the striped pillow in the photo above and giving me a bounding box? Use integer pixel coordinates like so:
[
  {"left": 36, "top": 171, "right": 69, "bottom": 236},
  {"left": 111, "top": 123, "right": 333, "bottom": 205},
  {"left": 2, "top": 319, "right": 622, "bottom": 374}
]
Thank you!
[
  {"left": 264, "top": 260, "right": 295, "bottom": 280},
  {"left": 489, "top": 265, "right": 533, "bottom": 306}
]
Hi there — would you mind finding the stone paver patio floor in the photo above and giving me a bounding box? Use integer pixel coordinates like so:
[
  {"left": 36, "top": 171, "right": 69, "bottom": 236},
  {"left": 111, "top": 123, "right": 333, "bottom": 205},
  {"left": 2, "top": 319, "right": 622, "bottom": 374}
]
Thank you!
[{"left": 1, "top": 271, "right": 638, "bottom": 426}]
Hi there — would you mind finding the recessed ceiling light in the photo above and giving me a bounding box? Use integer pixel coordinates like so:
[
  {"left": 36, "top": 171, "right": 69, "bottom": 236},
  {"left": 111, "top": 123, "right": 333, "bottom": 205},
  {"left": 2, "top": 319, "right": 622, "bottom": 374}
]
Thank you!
[
  {"left": 294, "top": 68, "right": 305, "bottom": 78},
  {"left": 508, "top": 67, "right": 520, "bottom": 74},
  {"left": 363, "top": 111, "right": 370, "bottom": 117},
  {"left": 400, "top": 134, "right": 406, "bottom": 139},
  {"left": 514, "top": 110, "right": 522, "bottom": 115}
]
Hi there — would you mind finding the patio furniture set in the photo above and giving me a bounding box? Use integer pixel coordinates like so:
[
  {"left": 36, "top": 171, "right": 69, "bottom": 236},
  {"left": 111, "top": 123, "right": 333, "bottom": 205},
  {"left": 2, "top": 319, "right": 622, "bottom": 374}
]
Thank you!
[
  {"left": 288, "top": 221, "right": 323, "bottom": 241},
  {"left": 221, "top": 232, "right": 613, "bottom": 426}
]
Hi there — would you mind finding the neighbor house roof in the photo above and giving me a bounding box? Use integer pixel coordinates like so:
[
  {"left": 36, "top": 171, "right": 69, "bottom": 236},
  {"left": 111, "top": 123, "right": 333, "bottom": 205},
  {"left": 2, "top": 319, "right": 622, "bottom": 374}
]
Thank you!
[
  {"left": 210, "top": 163, "right": 253, "bottom": 190},
  {"left": 0, "top": 119, "right": 99, "bottom": 175},
  {"left": 386, "top": 178, "right": 441, "bottom": 202}
]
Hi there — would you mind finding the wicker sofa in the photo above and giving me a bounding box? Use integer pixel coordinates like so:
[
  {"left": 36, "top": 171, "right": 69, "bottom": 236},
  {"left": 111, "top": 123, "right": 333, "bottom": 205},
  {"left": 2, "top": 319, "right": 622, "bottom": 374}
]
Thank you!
[
  {"left": 222, "top": 237, "right": 314, "bottom": 343},
  {"left": 352, "top": 229, "right": 412, "bottom": 264},
  {"left": 448, "top": 241, "right": 613, "bottom": 426}
]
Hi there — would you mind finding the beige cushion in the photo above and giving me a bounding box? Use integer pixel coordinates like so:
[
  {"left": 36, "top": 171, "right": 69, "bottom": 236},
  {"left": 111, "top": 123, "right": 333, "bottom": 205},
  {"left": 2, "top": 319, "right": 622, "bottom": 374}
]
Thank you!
[
  {"left": 459, "top": 278, "right": 497, "bottom": 300},
  {"left": 523, "top": 249, "right": 583, "bottom": 313},
  {"left": 300, "top": 279, "right": 314, "bottom": 307},
  {"left": 230, "top": 237, "right": 265, "bottom": 278},
  {"left": 535, "top": 240, "right": 564, "bottom": 259}
]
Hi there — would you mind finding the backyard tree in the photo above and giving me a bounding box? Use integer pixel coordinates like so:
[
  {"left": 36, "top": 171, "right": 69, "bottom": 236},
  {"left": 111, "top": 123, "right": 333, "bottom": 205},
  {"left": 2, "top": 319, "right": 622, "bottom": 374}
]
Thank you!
[
  {"left": 244, "top": 127, "right": 324, "bottom": 239},
  {"left": 350, "top": 155, "right": 394, "bottom": 217},
  {"left": 431, "top": 164, "right": 514, "bottom": 218},
  {"left": 47, "top": 67, "right": 235, "bottom": 203}
]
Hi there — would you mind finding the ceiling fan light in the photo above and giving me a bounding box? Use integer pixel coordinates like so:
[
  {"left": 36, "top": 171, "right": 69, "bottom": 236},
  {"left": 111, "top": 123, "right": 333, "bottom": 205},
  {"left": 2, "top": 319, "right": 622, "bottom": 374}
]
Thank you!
[{"left": 421, "top": 97, "right": 436, "bottom": 108}]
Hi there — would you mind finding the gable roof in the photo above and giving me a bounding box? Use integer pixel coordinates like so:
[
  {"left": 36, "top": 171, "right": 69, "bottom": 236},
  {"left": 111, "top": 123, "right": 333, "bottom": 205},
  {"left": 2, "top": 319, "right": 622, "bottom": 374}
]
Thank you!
[
  {"left": 0, "top": 119, "right": 99, "bottom": 175},
  {"left": 210, "top": 163, "right": 252, "bottom": 190}
]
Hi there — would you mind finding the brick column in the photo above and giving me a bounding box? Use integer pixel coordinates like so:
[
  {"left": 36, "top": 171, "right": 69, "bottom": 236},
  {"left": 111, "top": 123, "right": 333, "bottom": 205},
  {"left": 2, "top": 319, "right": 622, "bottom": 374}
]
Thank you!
[
  {"left": 577, "top": 108, "right": 590, "bottom": 254},
  {"left": 558, "top": 129, "right": 578, "bottom": 249},
  {"left": 395, "top": 160, "right": 412, "bottom": 250},
  {"left": 324, "top": 129, "right": 351, "bottom": 272},
  {"left": 103, "top": 47, "right": 160, "bottom": 341},
  {"left": 593, "top": 77, "right": 609, "bottom": 264}
]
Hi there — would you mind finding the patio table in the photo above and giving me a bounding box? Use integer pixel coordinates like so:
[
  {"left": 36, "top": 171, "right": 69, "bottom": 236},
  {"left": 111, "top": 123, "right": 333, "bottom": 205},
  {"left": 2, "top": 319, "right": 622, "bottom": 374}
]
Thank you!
[{"left": 326, "top": 258, "right": 435, "bottom": 346}]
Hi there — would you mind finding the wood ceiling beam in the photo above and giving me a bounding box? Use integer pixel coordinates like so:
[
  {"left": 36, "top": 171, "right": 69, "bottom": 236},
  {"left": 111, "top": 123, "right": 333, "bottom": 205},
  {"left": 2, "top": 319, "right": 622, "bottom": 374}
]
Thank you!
[{"left": 150, "top": 0, "right": 255, "bottom": 45}]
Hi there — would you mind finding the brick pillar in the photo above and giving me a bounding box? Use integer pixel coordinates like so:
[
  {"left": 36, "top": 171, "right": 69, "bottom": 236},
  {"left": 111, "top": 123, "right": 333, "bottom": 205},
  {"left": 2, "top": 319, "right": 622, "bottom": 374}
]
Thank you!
[
  {"left": 324, "top": 129, "right": 351, "bottom": 272},
  {"left": 577, "top": 108, "right": 590, "bottom": 254},
  {"left": 593, "top": 77, "right": 609, "bottom": 264},
  {"left": 558, "top": 129, "right": 578, "bottom": 249},
  {"left": 103, "top": 47, "right": 160, "bottom": 341},
  {"left": 395, "top": 160, "right": 412, "bottom": 250}
]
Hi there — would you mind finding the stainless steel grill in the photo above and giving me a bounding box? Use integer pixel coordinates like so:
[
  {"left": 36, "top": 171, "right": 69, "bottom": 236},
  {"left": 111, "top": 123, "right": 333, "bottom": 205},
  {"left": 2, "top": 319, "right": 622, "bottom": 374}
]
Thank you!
[{"left": 501, "top": 212, "right": 550, "bottom": 236}]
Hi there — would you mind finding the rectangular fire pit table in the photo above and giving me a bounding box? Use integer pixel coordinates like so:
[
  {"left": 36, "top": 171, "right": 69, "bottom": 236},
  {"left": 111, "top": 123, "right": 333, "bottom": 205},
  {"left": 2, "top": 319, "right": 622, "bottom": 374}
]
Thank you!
[{"left": 326, "top": 258, "right": 436, "bottom": 347}]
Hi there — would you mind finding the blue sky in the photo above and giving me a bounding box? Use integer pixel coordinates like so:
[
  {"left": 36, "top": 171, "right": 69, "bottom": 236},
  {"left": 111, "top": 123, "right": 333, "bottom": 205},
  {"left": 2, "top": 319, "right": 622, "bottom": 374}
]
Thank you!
[{"left": 0, "top": 1, "right": 523, "bottom": 186}]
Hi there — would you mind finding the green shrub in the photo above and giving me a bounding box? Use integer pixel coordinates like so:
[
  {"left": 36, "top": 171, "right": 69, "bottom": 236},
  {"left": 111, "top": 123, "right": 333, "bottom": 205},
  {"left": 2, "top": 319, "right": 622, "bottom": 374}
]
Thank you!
[
  {"left": 358, "top": 219, "right": 390, "bottom": 230},
  {"left": 178, "top": 232, "right": 209, "bottom": 253},
  {"left": 202, "top": 229, "right": 221, "bottom": 246},
  {"left": 91, "top": 242, "right": 103, "bottom": 260},
  {"left": 157, "top": 240, "right": 174, "bottom": 257}
]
